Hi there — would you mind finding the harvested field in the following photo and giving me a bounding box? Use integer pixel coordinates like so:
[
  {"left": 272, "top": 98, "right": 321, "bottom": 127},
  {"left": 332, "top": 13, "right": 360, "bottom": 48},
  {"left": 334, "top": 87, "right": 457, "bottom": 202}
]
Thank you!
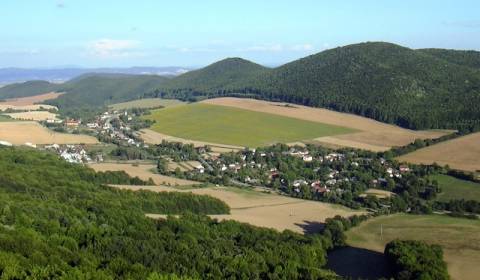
[
  {"left": 5, "top": 111, "right": 58, "bottom": 121},
  {"left": 347, "top": 214, "right": 480, "bottom": 280},
  {"left": 203, "top": 98, "right": 451, "bottom": 150},
  {"left": 0, "top": 104, "right": 58, "bottom": 112},
  {"left": 111, "top": 184, "right": 363, "bottom": 233},
  {"left": 144, "top": 103, "right": 355, "bottom": 147},
  {"left": 0, "top": 121, "right": 97, "bottom": 145},
  {"left": 110, "top": 98, "right": 185, "bottom": 110},
  {"left": 1, "top": 92, "right": 63, "bottom": 106},
  {"left": 397, "top": 132, "right": 480, "bottom": 172},
  {"left": 88, "top": 163, "right": 199, "bottom": 186},
  {"left": 139, "top": 128, "right": 243, "bottom": 153}
]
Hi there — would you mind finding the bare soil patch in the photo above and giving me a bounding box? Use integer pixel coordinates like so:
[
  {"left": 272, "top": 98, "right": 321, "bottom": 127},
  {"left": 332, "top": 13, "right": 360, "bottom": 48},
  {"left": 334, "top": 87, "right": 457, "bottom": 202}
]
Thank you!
[
  {"left": 202, "top": 98, "right": 451, "bottom": 150},
  {"left": 88, "top": 163, "right": 200, "bottom": 186},
  {"left": 0, "top": 121, "right": 97, "bottom": 145},
  {"left": 397, "top": 132, "right": 480, "bottom": 172}
]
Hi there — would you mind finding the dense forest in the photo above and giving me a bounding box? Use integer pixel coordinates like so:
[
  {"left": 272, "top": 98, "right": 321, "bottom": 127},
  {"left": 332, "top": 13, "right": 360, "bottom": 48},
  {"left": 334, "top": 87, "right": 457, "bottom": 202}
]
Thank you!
[
  {"left": 2, "top": 42, "right": 480, "bottom": 132},
  {"left": 0, "top": 147, "right": 344, "bottom": 279},
  {"left": 155, "top": 42, "right": 480, "bottom": 132},
  {"left": 385, "top": 240, "right": 449, "bottom": 280}
]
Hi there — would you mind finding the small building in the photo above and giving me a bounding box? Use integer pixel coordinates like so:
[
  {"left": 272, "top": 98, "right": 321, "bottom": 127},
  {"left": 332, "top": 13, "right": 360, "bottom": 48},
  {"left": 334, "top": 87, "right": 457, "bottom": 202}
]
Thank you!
[{"left": 65, "top": 119, "right": 81, "bottom": 127}]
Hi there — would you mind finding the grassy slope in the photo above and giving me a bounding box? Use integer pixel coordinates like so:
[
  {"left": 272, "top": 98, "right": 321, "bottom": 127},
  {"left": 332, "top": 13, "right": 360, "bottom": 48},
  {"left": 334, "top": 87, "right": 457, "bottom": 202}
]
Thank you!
[
  {"left": 0, "top": 80, "right": 58, "bottom": 99},
  {"left": 144, "top": 103, "right": 355, "bottom": 147},
  {"left": 110, "top": 98, "right": 185, "bottom": 110},
  {"left": 347, "top": 214, "right": 480, "bottom": 280},
  {"left": 432, "top": 174, "right": 480, "bottom": 202}
]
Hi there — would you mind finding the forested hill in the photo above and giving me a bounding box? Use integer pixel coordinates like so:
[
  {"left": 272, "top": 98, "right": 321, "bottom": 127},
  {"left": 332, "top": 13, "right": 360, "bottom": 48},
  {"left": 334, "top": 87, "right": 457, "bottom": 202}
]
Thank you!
[
  {"left": 161, "top": 57, "right": 269, "bottom": 92},
  {"left": 49, "top": 74, "right": 169, "bottom": 108},
  {"left": 419, "top": 48, "right": 480, "bottom": 70},
  {"left": 157, "top": 42, "right": 480, "bottom": 132},
  {"left": 0, "top": 80, "right": 58, "bottom": 98},
  {"left": 0, "top": 147, "right": 338, "bottom": 279}
]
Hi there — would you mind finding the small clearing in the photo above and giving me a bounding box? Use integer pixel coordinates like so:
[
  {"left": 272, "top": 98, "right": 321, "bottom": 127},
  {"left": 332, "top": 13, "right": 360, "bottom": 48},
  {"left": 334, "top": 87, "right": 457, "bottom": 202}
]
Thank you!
[
  {"left": 88, "top": 163, "right": 199, "bottom": 186},
  {"left": 110, "top": 184, "right": 363, "bottom": 233},
  {"left": 0, "top": 121, "right": 97, "bottom": 145}
]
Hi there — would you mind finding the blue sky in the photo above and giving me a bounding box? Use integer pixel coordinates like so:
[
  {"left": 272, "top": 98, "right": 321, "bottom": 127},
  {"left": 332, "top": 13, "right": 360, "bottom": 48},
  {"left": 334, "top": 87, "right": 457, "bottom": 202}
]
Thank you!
[{"left": 1, "top": 0, "right": 479, "bottom": 68}]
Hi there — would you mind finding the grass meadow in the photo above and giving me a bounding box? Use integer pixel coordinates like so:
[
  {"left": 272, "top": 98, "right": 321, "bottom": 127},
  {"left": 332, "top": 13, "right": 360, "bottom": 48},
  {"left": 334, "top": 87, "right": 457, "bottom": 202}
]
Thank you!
[
  {"left": 144, "top": 103, "right": 356, "bottom": 147},
  {"left": 346, "top": 214, "right": 480, "bottom": 280}
]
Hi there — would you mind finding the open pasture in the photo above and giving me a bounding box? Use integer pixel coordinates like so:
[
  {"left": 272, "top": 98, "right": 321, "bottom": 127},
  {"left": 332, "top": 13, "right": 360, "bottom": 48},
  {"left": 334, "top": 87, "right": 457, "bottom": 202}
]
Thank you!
[
  {"left": 432, "top": 174, "right": 480, "bottom": 202},
  {"left": 110, "top": 184, "right": 363, "bottom": 234},
  {"left": 203, "top": 98, "right": 451, "bottom": 151},
  {"left": 144, "top": 103, "right": 355, "bottom": 147},
  {"left": 397, "top": 132, "right": 480, "bottom": 172},
  {"left": 109, "top": 98, "right": 185, "bottom": 110},
  {"left": 0, "top": 121, "right": 97, "bottom": 145},
  {"left": 346, "top": 214, "right": 480, "bottom": 280}
]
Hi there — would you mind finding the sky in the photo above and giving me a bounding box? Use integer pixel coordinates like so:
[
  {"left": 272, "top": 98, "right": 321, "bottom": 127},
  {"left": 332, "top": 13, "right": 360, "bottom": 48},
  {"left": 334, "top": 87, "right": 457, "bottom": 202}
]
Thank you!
[{"left": 1, "top": 0, "right": 480, "bottom": 68}]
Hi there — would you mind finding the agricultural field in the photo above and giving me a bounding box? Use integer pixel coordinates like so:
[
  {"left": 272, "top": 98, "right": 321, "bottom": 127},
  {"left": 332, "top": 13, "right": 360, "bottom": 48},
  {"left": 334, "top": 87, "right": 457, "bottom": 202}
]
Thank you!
[
  {"left": 0, "top": 121, "right": 97, "bottom": 145},
  {"left": 5, "top": 111, "right": 58, "bottom": 121},
  {"left": 88, "top": 162, "right": 199, "bottom": 186},
  {"left": 109, "top": 98, "right": 185, "bottom": 110},
  {"left": 397, "top": 132, "right": 480, "bottom": 172},
  {"left": 112, "top": 184, "right": 363, "bottom": 233},
  {"left": 346, "top": 214, "right": 480, "bottom": 280},
  {"left": 0, "top": 92, "right": 62, "bottom": 106},
  {"left": 359, "top": 188, "right": 395, "bottom": 199},
  {"left": 144, "top": 103, "right": 356, "bottom": 147},
  {"left": 432, "top": 174, "right": 480, "bottom": 202},
  {"left": 203, "top": 98, "right": 451, "bottom": 151}
]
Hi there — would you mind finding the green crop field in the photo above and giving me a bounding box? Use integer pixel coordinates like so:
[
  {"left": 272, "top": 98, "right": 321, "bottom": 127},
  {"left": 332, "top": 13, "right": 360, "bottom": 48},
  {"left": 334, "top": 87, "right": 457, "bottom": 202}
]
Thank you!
[
  {"left": 0, "top": 115, "right": 15, "bottom": 122},
  {"left": 110, "top": 98, "right": 185, "bottom": 110},
  {"left": 432, "top": 174, "right": 480, "bottom": 202},
  {"left": 144, "top": 103, "right": 356, "bottom": 147},
  {"left": 347, "top": 214, "right": 480, "bottom": 280}
]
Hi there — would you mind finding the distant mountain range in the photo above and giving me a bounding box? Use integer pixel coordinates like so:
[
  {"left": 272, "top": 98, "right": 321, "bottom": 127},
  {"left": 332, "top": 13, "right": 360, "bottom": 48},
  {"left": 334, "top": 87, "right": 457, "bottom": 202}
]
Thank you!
[
  {"left": 0, "top": 67, "right": 190, "bottom": 84},
  {"left": 1, "top": 42, "right": 479, "bottom": 132}
]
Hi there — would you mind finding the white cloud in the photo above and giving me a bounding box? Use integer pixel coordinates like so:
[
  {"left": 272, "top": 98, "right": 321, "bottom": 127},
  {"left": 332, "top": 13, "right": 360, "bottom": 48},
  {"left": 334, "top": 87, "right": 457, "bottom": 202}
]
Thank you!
[
  {"left": 291, "top": 44, "right": 314, "bottom": 51},
  {"left": 243, "top": 44, "right": 284, "bottom": 52},
  {"left": 87, "top": 39, "right": 141, "bottom": 58}
]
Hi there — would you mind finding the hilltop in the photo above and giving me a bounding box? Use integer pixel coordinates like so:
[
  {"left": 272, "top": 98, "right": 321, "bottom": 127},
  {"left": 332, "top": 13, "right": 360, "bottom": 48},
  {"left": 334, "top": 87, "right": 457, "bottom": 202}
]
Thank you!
[{"left": 1, "top": 42, "right": 480, "bottom": 132}]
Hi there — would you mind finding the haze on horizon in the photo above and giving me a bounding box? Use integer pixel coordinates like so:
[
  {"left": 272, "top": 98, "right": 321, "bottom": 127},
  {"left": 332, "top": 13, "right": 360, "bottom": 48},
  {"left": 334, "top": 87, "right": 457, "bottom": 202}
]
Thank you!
[{"left": 1, "top": 0, "right": 480, "bottom": 68}]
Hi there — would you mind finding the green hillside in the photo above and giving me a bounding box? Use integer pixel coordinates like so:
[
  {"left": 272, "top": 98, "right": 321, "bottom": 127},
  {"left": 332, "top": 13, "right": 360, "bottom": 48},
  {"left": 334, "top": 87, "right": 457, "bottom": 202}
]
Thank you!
[
  {"left": 49, "top": 74, "right": 169, "bottom": 108},
  {"left": 0, "top": 80, "right": 58, "bottom": 98},
  {"left": 162, "top": 57, "right": 269, "bottom": 93},
  {"left": 157, "top": 42, "right": 480, "bottom": 132},
  {"left": 145, "top": 103, "right": 355, "bottom": 147},
  {"left": 420, "top": 48, "right": 480, "bottom": 70},
  {"left": 0, "top": 147, "right": 337, "bottom": 279}
]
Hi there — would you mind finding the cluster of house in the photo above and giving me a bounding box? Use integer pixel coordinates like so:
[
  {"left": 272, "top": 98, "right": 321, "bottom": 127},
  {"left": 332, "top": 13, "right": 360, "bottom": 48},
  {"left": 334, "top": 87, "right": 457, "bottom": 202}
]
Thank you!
[
  {"left": 44, "top": 144, "right": 102, "bottom": 164},
  {"left": 86, "top": 111, "right": 143, "bottom": 147},
  {"left": 187, "top": 146, "right": 415, "bottom": 198}
]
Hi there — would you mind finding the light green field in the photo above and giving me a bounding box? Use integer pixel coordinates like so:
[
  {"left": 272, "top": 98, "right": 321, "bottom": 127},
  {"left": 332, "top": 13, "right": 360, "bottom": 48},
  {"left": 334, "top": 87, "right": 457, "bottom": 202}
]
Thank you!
[
  {"left": 110, "top": 98, "right": 185, "bottom": 110},
  {"left": 347, "top": 214, "right": 480, "bottom": 280},
  {"left": 0, "top": 115, "right": 15, "bottom": 122},
  {"left": 144, "top": 103, "right": 356, "bottom": 147},
  {"left": 432, "top": 174, "right": 480, "bottom": 202}
]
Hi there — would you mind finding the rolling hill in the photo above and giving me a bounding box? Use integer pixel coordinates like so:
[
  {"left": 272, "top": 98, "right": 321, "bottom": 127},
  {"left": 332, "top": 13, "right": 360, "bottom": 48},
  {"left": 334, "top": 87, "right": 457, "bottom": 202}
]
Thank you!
[
  {"left": 0, "top": 80, "right": 58, "bottom": 98},
  {"left": 158, "top": 42, "right": 480, "bottom": 132},
  {"left": 1, "top": 42, "right": 480, "bottom": 132}
]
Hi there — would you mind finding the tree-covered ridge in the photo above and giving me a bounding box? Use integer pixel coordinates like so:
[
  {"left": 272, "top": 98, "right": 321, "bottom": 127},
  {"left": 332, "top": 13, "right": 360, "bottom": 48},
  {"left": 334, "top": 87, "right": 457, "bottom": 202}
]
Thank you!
[
  {"left": 0, "top": 147, "right": 340, "bottom": 279},
  {"left": 420, "top": 48, "right": 480, "bottom": 70},
  {"left": 160, "top": 57, "right": 269, "bottom": 93},
  {"left": 157, "top": 42, "right": 480, "bottom": 132},
  {"left": 0, "top": 80, "right": 58, "bottom": 98}
]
